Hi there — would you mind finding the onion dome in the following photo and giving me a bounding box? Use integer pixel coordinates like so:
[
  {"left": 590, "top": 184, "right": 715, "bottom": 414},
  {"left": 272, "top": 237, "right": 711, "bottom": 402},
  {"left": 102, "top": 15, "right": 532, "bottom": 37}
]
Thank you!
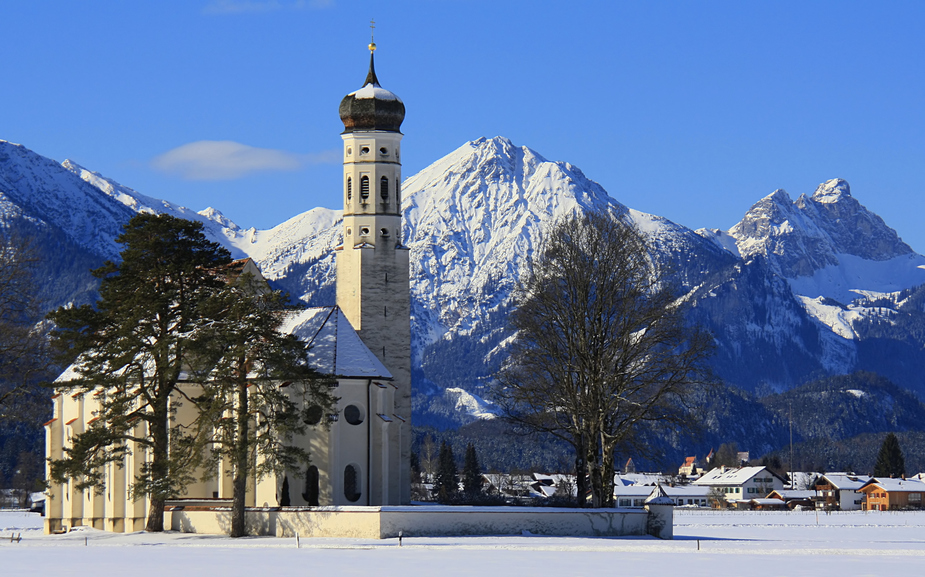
[{"left": 339, "top": 52, "right": 405, "bottom": 133}]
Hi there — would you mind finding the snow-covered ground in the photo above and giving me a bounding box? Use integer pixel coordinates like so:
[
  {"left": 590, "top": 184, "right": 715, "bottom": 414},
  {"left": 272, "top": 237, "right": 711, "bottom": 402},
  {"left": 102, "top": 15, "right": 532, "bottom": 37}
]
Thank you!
[{"left": 2, "top": 509, "right": 923, "bottom": 576}]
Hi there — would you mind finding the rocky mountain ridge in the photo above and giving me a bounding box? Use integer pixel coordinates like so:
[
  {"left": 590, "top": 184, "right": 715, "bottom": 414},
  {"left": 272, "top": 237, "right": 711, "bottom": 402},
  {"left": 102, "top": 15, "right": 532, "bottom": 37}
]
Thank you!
[{"left": 2, "top": 136, "right": 924, "bottom": 428}]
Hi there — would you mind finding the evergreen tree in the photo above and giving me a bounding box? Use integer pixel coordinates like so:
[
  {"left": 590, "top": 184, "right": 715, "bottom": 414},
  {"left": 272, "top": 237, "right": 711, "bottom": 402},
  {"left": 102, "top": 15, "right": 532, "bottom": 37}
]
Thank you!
[
  {"left": 434, "top": 440, "right": 458, "bottom": 502},
  {"left": 48, "top": 214, "right": 232, "bottom": 532},
  {"left": 187, "top": 272, "right": 333, "bottom": 537},
  {"left": 873, "top": 432, "right": 906, "bottom": 478},
  {"left": 463, "top": 443, "right": 482, "bottom": 496}
]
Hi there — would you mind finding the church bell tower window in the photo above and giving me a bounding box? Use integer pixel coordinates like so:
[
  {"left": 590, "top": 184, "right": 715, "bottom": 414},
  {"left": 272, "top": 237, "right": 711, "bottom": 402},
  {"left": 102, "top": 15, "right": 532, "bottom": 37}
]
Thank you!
[
  {"left": 347, "top": 177, "right": 352, "bottom": 201},
  {"left": 380, "top": 176, "right": 389, "bottom": 202},
  {"left": 360, "top": 176, "right": 370, "bottom": 201}
]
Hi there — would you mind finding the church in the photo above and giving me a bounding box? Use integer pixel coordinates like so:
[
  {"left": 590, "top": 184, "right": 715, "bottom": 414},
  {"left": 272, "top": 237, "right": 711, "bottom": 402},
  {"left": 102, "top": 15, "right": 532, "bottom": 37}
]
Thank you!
[{"left": 44, "top": 40, "right": 412, "bottom": 533}]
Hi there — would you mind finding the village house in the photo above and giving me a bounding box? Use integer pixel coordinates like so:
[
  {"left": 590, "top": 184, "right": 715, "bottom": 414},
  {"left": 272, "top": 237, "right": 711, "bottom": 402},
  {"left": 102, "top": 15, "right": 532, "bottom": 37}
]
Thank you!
[
  {"left": 678, "top": 456, "right": 704, "bottom": 477},
  {"left": 693, "top": 466, "right": 786, "bottom": 505},
  {"left": 859, "top": 477, "right": 925, "bottom": 511},
  {"left": 614, "top": 484, "right": 711, "bottom": 508},
  {"left": 766, "top": 489, "right": 815, "bottom": 509},
  {"left": 813, "top": 473, "right": 872, "bottom": 511}
]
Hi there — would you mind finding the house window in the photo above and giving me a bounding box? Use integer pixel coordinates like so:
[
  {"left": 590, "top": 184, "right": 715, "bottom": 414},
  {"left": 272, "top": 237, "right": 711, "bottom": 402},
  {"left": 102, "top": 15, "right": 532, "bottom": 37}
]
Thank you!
[
  {"left": 360, "top": 176, "right": 370, "bottom": 200},
  {"left": 344, "top": 464, "right": 361, "bottom": 502},
  {"left": 910, "top": 493, "right": 922, "bottom": 502},
  {"left": 303, "top": 466, "right": 319, "bottom": 506},
  {"left": 380, "top": 176, "right": 389, "bottom": 202}
]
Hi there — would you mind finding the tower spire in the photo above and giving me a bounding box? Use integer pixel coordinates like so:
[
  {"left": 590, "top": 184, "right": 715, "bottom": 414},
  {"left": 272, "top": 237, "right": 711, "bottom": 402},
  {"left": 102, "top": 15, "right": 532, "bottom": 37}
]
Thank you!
[{"left": 365, "top": 19, "right": 380, "bottom": 87}]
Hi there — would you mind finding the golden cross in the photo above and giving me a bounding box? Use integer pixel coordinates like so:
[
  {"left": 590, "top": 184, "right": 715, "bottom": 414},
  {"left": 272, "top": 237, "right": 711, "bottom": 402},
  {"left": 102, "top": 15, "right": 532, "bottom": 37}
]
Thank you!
[{"left": 370, "top": 19, "right": 376, "bottom": 43}]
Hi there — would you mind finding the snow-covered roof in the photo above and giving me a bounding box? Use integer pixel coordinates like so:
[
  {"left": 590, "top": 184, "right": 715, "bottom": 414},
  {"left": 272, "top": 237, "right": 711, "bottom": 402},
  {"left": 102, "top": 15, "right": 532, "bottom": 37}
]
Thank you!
[
  {"left": 861, "top": 478, "right": 925, "bottom": 493},
  {"left": 644, "top": 485, "right": 674, "bottom": 506},
  {"left": 613, "top": 472, "right": 669, "bottom": 487},
  {"left": 280, "top": 307, "right": 392, "bottom": 380},
  {"left": 693, "top": 466, "right": 780, "bottom": 486},
  {"left": 818, "top": 474, "right": 872, "bottom": 491},
  {"left": 769, "top": 490, "right": 816, "bottom": 500},
  {"left": 614, "top": 484, "right": 711, "bottom": 498},
  {"left": 749, "top": 498, "right": 787, "bottom": 506}
]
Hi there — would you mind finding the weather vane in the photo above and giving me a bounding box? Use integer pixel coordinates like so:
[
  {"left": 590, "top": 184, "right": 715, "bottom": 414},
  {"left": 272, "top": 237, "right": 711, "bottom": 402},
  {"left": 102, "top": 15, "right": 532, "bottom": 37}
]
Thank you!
[{"left": 369, "top": 19, "right": 376, "bottom": 52}]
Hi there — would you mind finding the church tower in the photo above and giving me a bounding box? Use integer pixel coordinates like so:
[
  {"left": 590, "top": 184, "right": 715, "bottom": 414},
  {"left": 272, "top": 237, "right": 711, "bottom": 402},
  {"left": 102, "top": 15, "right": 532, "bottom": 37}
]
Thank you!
[{"left": 336, "top": 37, "right": 411, "bottom": 505}]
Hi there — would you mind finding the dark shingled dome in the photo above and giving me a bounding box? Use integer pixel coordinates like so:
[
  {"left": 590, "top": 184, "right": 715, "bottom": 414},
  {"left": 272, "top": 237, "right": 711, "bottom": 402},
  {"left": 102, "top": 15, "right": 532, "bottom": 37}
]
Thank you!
[{"left": 339, "top": 54, "right": 405, "bottom": 133}]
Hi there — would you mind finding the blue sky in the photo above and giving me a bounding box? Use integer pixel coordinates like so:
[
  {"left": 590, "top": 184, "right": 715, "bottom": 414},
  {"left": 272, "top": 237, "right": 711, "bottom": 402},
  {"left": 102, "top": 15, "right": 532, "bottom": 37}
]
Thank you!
[{"left": 3, "top": 1, "right": 923, "bottom": 251}]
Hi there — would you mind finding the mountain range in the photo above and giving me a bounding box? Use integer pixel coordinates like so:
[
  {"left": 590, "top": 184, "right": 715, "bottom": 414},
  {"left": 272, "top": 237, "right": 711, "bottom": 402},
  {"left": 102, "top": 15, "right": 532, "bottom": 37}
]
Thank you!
[{"left": 2, "top": 136, "right": 924, "bottom": 436}]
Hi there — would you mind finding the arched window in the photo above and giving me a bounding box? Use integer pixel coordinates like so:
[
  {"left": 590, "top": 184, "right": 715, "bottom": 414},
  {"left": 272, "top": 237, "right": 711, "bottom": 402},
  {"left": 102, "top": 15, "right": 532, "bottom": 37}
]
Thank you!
[
  {"left": 303, "top": 466, "right": 319, "bottom": 506},
  {"left": 360, "top": 176, "right": 370, "bottom": 200},
  {"left": 380, "top": 176, "right": 389, "bottom": 202},
  {"left": 344, "top": 464, "right": 361, "bottom": 503},
  {"left": 346, "top": 177, "right": 352, "bottom": 201}
]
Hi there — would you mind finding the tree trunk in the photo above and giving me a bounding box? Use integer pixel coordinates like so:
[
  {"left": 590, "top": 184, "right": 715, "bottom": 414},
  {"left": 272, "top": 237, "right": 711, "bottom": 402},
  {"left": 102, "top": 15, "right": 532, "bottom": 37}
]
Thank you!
[
  {"left": 574, "top": 433, "right": 587, "bottom": 508},
  {"left": 600, "top": 438, "right": 616, "bottom": 508},
  {"left": 145, "top": 497, "right": 165, "bottom": 532},
  {"left": 145, "top": 401, "right": 170, "bottom": 532},
  {"left": 230, "top": 378, "right": 249, "bottom": 538}
]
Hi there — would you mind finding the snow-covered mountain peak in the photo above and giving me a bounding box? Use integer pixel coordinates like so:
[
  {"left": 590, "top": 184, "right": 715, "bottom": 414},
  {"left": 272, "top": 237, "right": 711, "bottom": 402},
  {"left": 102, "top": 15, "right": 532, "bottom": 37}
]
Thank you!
[
  {"left": 810, "top": 178, "right": 851, "bottom": 204},
  {"left": 61, "top": 159, "right": 248, "bottom": 258},
  {"left": 723, "top": 178, "right": 925, "bottom": 305}
]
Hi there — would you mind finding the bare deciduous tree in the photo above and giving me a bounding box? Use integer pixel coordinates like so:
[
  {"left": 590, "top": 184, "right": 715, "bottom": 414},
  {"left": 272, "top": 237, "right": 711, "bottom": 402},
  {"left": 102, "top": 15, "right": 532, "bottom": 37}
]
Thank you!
[{"left": 496, "top": 209, "right": 713, "bottom": 507}]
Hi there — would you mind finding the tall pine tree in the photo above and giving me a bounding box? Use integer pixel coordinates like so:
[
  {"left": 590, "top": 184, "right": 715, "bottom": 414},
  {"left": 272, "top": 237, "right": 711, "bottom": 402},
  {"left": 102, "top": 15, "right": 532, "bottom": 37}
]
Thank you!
[
  {"left": 434, "top": 440, "right": 458, "bottom": 502},
  {"left": 873, "top": 432, "right": 906, "bottom": 478},
  {"left": 463, "top": 443, "right": 482, "bottom": 496}
]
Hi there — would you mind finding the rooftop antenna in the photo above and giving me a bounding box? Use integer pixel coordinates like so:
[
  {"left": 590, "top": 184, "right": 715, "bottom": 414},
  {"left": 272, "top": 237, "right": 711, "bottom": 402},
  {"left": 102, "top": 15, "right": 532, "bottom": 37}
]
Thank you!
[{"left": 369, "top": 18, "right": 377, "bottom": 52}]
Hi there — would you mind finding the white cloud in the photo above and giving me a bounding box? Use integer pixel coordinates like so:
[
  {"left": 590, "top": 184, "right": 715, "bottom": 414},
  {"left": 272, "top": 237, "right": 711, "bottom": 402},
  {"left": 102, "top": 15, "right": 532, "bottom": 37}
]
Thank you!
[
  {"left": 202, "top": 0, "right": 332, "bottom": 14},
  {"left": 151, "top": 140, "right": 339, "bottom": 181}
]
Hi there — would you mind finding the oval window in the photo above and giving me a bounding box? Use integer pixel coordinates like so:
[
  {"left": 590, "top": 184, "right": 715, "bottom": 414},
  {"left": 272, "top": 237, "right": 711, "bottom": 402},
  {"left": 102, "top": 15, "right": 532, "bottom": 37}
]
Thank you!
[
  {"left": 304, "top": 405, "right": 323, "bottom": 426},
  {"left": 344, "top": 404, "right": 364, "bottom": 425}
]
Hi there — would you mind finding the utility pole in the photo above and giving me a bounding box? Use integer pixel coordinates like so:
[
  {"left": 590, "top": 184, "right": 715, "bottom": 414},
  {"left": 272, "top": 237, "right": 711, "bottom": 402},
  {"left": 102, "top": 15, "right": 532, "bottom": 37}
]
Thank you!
[{"left": 789, "top": 400, "right": 794, "bottom": 488}]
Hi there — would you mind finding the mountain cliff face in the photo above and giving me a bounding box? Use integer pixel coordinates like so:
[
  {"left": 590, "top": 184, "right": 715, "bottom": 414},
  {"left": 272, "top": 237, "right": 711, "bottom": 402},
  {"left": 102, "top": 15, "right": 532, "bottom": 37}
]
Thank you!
[{"left": 3, "top": 136, "right": 925, "bottom": 428}]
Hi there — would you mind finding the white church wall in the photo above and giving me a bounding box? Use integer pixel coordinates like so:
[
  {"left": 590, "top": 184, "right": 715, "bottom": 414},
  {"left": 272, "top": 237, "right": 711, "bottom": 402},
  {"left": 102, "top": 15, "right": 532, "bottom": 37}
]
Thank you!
[{"left": 164, "top": 506, "right": 658, "bottom": 539}]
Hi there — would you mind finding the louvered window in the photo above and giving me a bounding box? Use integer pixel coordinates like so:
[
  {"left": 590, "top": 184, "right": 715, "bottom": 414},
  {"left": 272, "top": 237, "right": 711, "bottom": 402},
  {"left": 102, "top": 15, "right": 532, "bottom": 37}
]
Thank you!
[
  {"left": 360, "top": 176, "right": 369, "bottom": 200},
  {"left": 380, "top": 176, "right": 389, "bottom": 202},
  {"left": 346, "top": 177, "right": 352, "bottom": 201}
]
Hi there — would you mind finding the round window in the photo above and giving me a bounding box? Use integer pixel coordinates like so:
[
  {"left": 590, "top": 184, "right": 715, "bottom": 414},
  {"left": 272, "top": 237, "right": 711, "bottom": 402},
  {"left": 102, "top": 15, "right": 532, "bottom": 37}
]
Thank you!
[
  {"left": 360, "top": 227, "right": 370, "bottom": 236},
  {"left": 361, "top": 146, "right": 370, "bottom": 155},
  {"left": 344, "top": 404, "right": 364, "bottom": 425},
  {"left": 379, "top": 147, "right": 387, "bottom": 155},
  {"left": 346, "top": 227, "right": 352, "bottom": 236},
  {"left": 346, "top": 147, "right": 352, "bottom": 155},
  {"left": 303, "top": 405, "right": 323, "bottom": 426}
]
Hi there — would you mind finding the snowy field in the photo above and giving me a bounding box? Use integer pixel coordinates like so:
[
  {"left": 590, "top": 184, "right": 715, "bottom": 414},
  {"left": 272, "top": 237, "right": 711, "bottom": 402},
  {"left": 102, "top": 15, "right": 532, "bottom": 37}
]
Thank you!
[{"left": 2, "top": 509, "right": 924, "bottom": 576}]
